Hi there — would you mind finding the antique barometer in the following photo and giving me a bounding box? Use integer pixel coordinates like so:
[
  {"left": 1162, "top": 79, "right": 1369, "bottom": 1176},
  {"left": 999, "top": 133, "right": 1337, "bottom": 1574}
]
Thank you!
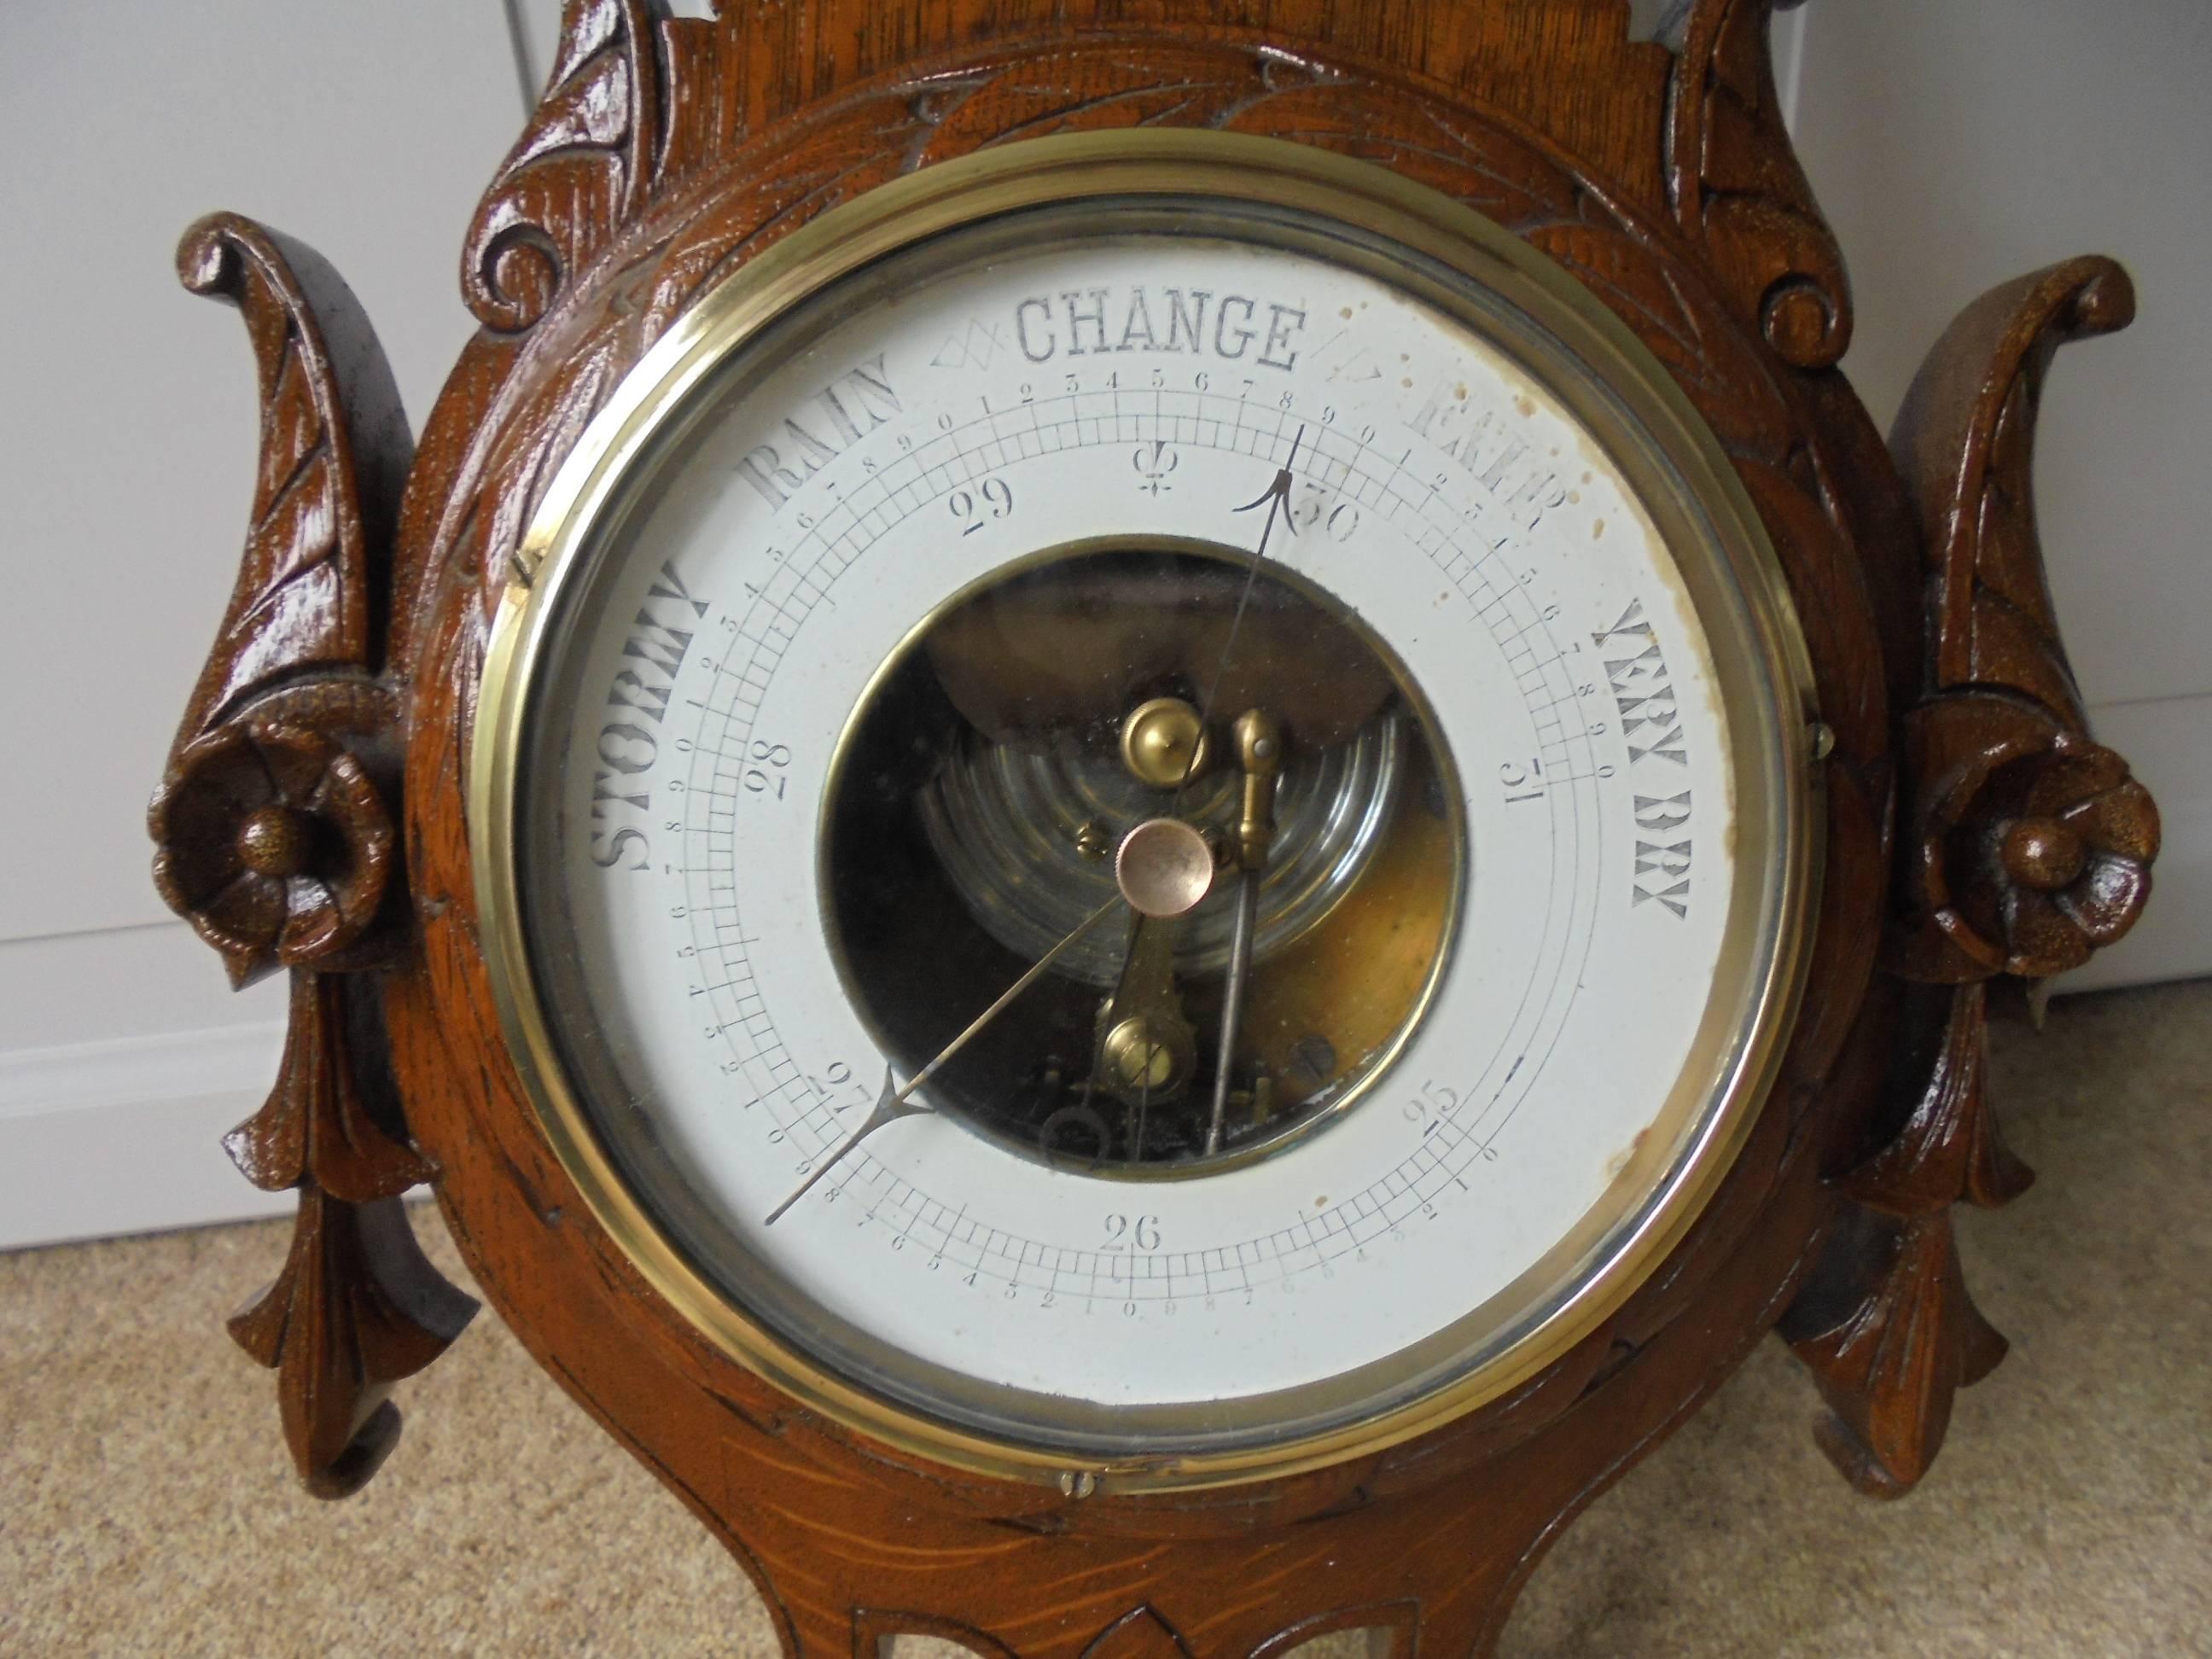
[
  {"left": 153, "top": 3, "right": 2161, "bottom": 1651},
  {"left": 474, "top": 136, "right": 1816, "bottom": 1483}
]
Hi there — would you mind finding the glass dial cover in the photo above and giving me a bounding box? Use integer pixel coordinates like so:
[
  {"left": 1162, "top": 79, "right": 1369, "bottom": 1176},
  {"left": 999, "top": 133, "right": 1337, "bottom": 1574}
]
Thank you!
[{"left": 474, "top": 135, "right": 1815, "bottom": 1488}]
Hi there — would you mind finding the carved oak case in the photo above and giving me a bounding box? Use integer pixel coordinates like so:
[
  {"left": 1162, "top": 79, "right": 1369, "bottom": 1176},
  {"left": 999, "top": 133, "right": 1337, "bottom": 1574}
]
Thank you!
[{"left": 154, "top": 1, "right": 2158, "bottom": 1650}]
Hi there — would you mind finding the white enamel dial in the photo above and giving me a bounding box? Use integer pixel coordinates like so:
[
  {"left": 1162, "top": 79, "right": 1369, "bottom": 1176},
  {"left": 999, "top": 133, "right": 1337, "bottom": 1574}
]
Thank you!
[{"left": 484, "top": 147, "right": 1810, "bottom": 1480}]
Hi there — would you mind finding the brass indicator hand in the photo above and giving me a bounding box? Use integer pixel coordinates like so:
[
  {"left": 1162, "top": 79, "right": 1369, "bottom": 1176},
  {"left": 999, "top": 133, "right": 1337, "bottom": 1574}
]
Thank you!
[
  {"left": 1071, "top": 816, "right": 1217, "bottom": 1155},
  {"left": 764, "top": 893, "right": 1122, "bottom": 1225},
  {"left": 1096, "top": 819, "right": 1215, "bottom": 1119},
  {"left": 1081, "top": 428, "right": 1301, "bottom": 1157},
  {"left": 1100, "top": 914, "right": 1196, "bottom": 1090},
  {"left": 1100, "top": 911, "right": 1193, "bottom": 1155},
  {"left": 1208, "top": 708, "right": 1284, "bottom": 1155}
]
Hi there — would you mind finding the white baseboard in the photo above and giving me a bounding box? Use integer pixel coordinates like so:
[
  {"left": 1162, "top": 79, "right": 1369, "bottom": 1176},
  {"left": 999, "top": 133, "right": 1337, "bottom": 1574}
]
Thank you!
[{"left": 0, "top": 1021, "right": 290, "bottom": 1250}]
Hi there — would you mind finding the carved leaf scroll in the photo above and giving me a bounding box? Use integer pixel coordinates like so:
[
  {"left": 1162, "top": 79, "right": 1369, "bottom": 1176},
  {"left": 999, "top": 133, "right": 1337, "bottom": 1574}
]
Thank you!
[
  {"left": 226, "top": 973, "right": 435, "bottom": 1201},
  {"left": 1785, "top": 973, "right": 2037, "bottom": 1500},
  {"left": 158, "top": 212, "right": 474, "bottom": 1497},
  {"left": 1789, "top": 256, "right": 2157, "bottom": 1499},
  {"left": 463, "top": 0, "right": 666, "bottom": 333},
  {"left": 1839, "top": 982, "right": 2032, "bottom": 1218},
  {"left": 1784, "top": 1207, "right": 2008, "bottom": 1499},
  {"left": 1900, "top": 259, "right": 2136, "bottom": 709},
  {"left": 228, "top": 1190, "right": 477, "bottom": 1499},
  {"left": 172, "top": 213, "right": 410, "bottom": 741},
  {"left": 1668, "top": 0, "right": 1851, "bottom": 367},
  {"left": 1787, "top": 981, "right": 2018, "bottom": 1497},
  {"left": 1889, "top": 257, "right": 2157, "bottom": 984},
  {"left": 156, "top": 213, "right": 414, "bottom": 983}
]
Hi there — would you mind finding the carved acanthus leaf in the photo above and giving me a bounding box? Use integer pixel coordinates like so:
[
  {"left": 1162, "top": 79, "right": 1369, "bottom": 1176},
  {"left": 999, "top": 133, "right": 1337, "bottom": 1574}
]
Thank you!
[
  {"left": 161, "top": 212, "right": 466, "bottom": 1496},
  {"left": 1784, "top": 974, "right": 2025, "bottom": 1496},
  {"left": 463, "top": 0, "right": 666, "bottom": 332},
  {"left": 172, "top": 213, "right": 409, "bottom": 738},
  {"left": 228, "top": 1190, "right": 477, "bottom": 1499},
  {"left": 158, "top": 215, "right": 411, "bottom": 982},
  {"left": 1840, "top": 982, "right": 2032, "bottom": 1216},
  {"left": 225, "top": 972, "right": 434, "bottom": 1201},
  {"left": 1668, "top": 0, "right": 1850, "bottom": 367},
  {"left": 1887, "top": 257, "right": 2156, "bottom": 984},
  {"left": 1784, "top": 1209, "right": 2007, "bottom": 1499},
  {"left": 1895, "top": 258, "right": 2135, "bottom": 715}
]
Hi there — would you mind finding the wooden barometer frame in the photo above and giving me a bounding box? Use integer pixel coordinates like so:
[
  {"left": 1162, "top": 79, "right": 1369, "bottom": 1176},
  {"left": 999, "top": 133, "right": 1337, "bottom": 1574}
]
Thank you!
[{"left": 150, "top": 3, "right": 2162, "bottom": 1651}]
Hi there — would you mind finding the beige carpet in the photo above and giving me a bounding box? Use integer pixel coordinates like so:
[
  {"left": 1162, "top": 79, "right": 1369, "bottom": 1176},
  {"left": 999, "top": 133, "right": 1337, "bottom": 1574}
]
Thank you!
[{"left": 4, "top": 981, "right": 2207, "bottom": 1656}]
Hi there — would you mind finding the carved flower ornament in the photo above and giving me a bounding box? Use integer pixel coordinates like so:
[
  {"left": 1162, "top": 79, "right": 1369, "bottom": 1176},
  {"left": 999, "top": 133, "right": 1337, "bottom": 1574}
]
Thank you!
[
  {"left": 149, "top": 719, "right": 392, "bottom": 987},
  {"left": 1905, "top": 693, "right": 2158, "bottom": 981}
]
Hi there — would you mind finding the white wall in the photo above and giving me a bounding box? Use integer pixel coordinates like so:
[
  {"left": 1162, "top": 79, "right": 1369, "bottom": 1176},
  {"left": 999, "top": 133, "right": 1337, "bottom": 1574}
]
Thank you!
[
  {"left": 0, "top": 3, "right": 2193, "bottom": 1248},
  {"left": 0, "top": 3, "right": 527, "bottom": 1246}
]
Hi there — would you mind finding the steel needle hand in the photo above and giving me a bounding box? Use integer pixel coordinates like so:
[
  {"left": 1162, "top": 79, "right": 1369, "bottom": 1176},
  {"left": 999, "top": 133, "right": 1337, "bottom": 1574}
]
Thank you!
[
  {"left": 1174, "top": 425, "right": 1305, "bottom": 817},
  {"left": 1086, "top": 428, "right": 1304, "bottom": 1147},
  {"left": 763, "top": 894, "right": 1122, "bottom": 1225},
  {"left": 1208, "top": 708, "right": 1283, "bottom": 1155}
]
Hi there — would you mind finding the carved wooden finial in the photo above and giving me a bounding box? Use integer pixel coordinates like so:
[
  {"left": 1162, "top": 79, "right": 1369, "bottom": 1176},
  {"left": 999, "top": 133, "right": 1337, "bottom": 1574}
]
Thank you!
[
  {"left": 1785, "top": 255, "right": 2158, "bottom": 1501},
  {"left": 1889, "top": 258, "right": 2157, "bottom": 985},
  {"left": 157, "top": 213, "right": 473, "bottom": 1497}
]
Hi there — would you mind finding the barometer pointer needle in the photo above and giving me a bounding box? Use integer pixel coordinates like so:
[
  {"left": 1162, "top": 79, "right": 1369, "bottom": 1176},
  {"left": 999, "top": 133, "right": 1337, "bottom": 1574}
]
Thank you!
[
  {"left": 1164, "top": 431, "right": 1301, "bottom": 1150},
  {"left": 763, "top": 894, "right": 1123, "bottom": 1225},
  {"left": 1172, "top": 425, "right": 1303, "bottom": 815},
  {"left": 1208, "top": 708, "right": 1283, "bottom": 1155},
  {"left": 1081, "top": 434, "right": 1307, "bottom": 1139}
]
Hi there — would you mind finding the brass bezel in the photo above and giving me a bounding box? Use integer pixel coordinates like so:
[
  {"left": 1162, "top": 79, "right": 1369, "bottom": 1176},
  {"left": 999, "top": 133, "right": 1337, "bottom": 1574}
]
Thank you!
[{"left": 470, "top": 131, "right": 1821, "bottom": 1493}]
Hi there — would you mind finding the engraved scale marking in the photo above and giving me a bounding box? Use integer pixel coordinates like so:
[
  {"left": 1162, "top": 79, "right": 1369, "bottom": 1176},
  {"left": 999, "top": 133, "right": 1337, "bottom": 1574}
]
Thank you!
[{"left": 655, "top": 381, "right": 1609, "bottom": 1299}]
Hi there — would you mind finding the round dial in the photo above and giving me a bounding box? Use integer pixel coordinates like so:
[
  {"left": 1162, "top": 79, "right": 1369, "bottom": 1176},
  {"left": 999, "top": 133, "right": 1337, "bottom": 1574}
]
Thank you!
[{"left": 475, "top": 135, "right": 1815, "bottom": 1487}]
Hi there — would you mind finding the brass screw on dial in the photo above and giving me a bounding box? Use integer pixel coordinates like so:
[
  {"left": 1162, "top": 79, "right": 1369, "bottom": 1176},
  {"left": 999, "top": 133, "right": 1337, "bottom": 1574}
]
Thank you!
[
  {"left": 1121, "top": 696, "right": 1211, "bottom": 789},
  {"left": 1103, "top": 1017, "right": 1183, "bottom": 1093}
]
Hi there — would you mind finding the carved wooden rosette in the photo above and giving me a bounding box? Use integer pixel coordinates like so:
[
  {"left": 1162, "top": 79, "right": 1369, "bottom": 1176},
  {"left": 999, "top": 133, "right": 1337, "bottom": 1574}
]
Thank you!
[
  {"left": 151, "top": 213, "right": 474, "bottom": 1498},
  {"left": 1780, "top": 258, "right": 2157, "bottom": 1495},
  {"left": 154, "top": 0, "right": 2158, "bottom": 1646}
]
